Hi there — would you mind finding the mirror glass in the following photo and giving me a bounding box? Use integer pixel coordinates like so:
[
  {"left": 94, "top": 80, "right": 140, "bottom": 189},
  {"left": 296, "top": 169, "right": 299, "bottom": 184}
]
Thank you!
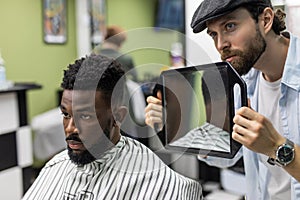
[{"left": 161, "top": 63, "right": 239, "bottom": 157}]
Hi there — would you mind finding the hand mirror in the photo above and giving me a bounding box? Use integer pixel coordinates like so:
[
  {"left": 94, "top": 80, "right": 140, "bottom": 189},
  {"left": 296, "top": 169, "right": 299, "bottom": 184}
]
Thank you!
[{"left": 159, "top": 62, "right": 247, "bottom": 158}]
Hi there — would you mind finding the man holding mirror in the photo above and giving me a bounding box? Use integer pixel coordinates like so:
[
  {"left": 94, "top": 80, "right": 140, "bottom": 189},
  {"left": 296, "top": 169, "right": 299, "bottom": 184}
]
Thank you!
[{"left": 145, "top": 0, "right": 300, "bottom": 199}]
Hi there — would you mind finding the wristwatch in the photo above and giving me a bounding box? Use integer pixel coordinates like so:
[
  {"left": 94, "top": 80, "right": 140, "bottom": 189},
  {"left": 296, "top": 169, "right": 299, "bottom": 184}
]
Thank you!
[{"left": 267, "top": 138, "right": 295, "bottom": 167}]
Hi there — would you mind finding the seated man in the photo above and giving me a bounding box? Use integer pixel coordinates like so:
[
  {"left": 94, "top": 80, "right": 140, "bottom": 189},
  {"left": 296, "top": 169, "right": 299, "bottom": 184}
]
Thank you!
[{"left": 22, "top": 54, "right": 203, "bottom": 200}]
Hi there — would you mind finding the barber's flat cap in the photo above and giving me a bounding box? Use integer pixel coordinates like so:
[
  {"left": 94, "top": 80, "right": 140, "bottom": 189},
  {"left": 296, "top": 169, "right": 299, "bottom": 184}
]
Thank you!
[{"left": 191, "top": 0, "right": 272, "bottom": 33}]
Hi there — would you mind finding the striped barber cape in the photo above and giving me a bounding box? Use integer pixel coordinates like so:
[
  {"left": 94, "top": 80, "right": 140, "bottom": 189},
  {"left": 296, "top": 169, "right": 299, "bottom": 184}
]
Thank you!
[{"left": 23, "top": 136, "right": 203, "bottom": 200}]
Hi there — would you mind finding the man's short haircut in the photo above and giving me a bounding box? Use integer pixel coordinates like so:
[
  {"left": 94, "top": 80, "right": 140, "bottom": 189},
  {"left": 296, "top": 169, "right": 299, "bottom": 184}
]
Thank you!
[{"left": 61, "top": 53, "right": 126, "bottom": 107}]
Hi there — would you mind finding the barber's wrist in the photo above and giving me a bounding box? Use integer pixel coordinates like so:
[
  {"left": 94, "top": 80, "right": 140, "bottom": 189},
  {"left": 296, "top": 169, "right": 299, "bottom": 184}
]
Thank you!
[{"left": 268, "top": 136, "right": 286, "bottom": 158}]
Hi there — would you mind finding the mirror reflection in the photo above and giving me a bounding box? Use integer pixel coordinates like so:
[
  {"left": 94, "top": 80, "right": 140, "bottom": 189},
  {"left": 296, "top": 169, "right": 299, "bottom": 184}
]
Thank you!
[{"left": 163, "top": 66, "right": 231, "bottom": 153}]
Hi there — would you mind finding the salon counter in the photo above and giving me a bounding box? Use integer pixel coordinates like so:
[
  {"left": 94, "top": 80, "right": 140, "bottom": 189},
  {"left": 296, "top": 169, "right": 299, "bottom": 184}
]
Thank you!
[{"left": 0, "top": 83, "right": 41, "bottom": 200}]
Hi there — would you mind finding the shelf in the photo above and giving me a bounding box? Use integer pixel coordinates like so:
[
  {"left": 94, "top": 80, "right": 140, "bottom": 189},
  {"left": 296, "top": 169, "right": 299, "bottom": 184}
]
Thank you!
[{"left": 0, "top": 82, "right": 42, "bottom": 94}]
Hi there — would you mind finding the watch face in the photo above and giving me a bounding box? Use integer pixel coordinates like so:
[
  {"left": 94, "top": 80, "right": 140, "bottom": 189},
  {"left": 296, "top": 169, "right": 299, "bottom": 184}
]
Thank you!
[{"left": 277, "top": 144, "right": 294, "bottom": 164}]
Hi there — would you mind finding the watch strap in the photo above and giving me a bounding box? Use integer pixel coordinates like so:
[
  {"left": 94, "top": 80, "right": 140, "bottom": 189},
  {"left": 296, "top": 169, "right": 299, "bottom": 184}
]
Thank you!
[
  {"left": 285, "top": 138, "right": 294, "bottom": 147},
  {"left": 267, "top": 157, "right": 281, "bottom": 166}
]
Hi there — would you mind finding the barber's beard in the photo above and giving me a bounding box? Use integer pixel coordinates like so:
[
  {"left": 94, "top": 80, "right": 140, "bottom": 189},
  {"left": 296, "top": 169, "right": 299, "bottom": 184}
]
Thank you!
[
  {"left": 222, "top": 25, "right": 266, "bottom": 76},
  {"left": 67, "top": 128, "right": 112, "bottom": 166}
]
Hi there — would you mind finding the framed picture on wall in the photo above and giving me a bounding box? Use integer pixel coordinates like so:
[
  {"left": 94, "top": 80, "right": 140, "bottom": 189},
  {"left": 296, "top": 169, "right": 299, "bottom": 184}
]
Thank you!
[
  {"left": 88, "top": 0, "right": 106, "bottom": 47},
  {"left": 43, "top": 0, "right": 67, "bottom": 44}
]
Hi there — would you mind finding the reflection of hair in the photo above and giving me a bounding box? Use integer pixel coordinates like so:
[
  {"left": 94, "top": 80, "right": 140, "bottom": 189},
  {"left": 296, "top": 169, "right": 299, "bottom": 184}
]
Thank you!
[
  {"left": 104, "top": 25, "right": 127, "bottom": 47},
  {"left": 201, "top": 71, "right": 226, "bottom": 104},
  {"left": 61, "top": 54, "right": 126, "bottom": 106},
  {"left": 243, "top": 4, "right": 286, "bottom": 35},
  {"left": 201, "top": 71, "right": 230, "bottom": 131}
]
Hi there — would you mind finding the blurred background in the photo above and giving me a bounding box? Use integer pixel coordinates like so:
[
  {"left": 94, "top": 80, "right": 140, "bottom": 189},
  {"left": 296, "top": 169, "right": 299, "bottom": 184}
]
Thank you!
[{"left": 0, "top": 0, "right": 298, "bottom": 199}]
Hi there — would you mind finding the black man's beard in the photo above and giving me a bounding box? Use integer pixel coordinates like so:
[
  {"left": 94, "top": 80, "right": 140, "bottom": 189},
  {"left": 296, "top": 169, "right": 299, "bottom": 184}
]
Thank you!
[{"left": 66, "top": 128, "right": 112, "bottom": 166}]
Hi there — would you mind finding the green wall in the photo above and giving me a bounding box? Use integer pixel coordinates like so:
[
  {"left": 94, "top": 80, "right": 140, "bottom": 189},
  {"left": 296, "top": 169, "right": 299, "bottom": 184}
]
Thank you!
[
  {"left": 106, "top": 0, "right": 183, "bottom": 81},
  {"left": 0, "top": 0, "right": 77, "bottom": 121},
  {"left": 0, "top": 0, "right": 181, "bottom": 122}
]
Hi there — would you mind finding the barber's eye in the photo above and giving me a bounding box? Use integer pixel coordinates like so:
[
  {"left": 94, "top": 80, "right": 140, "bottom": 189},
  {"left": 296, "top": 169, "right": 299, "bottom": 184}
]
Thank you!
[
  {"left": 225, "top": 23, "right": 236, "bottom": 31},
  {"left": 61, "top": 112, "right": 71, "bottom": 119}
]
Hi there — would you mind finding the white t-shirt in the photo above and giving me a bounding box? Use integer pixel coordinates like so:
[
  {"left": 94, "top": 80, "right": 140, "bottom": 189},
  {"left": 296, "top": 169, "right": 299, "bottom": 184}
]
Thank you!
[{"left": 258, "top": 72, "right": 291, "bottom": 200}]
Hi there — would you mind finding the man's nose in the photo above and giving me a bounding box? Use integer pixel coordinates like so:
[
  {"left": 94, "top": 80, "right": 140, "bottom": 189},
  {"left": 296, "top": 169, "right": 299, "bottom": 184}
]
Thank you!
[
  {"left": 216, "top": 34, "right": 230, "bottom": 52},
  {"left": 65, "top": 117, "right": 79, "bottom": 133}
]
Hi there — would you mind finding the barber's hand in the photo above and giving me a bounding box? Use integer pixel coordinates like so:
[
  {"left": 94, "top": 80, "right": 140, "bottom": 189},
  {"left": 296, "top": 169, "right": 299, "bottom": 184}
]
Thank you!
[
  {"left": 145, "top": 91, "right": 163, "bottom": 131},
  {"left": 232, "top": 104, "right": 285, "bottom": 158}
]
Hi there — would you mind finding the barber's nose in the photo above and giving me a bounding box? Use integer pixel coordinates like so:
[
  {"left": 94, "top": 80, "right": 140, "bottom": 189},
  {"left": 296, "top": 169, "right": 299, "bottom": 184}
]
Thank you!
[{"left": 216, "top": 35, "right": 230, "bottom": 52}]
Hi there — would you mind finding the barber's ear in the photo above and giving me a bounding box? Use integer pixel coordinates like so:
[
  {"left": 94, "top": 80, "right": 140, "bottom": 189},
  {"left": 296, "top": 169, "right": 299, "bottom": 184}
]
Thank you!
[
  {"left": 114, "top": 106, "right": 128, "bottom": 126},
  {"left": 261, "top": 7, "right": 274, "bottom": 34}
]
